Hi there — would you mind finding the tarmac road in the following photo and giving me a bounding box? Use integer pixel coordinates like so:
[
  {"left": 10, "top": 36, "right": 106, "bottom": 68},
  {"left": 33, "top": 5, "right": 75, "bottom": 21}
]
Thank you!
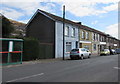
[{"left": 2, "top": 55, "right": 119, "bottom": 82}]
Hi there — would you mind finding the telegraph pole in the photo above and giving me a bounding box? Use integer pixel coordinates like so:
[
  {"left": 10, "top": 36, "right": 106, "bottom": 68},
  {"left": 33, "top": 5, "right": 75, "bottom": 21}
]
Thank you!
[{"left": 63, "top": 5, "right": 65, "bottom": 60}]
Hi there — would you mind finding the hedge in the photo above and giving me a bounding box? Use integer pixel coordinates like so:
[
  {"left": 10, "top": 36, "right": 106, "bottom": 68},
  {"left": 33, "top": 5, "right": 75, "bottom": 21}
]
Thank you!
[{"left": 23, "top": 37, "right": 39, "bottom": 61}]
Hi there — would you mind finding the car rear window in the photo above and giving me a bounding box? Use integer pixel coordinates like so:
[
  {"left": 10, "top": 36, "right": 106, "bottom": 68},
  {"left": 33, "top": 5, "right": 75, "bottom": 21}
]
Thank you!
[
  {"left": 71, "top": 49, "right": 79, "bottom": 51},
  {"left": 81, "top": 49, "right": 85, "bottom": 51}
]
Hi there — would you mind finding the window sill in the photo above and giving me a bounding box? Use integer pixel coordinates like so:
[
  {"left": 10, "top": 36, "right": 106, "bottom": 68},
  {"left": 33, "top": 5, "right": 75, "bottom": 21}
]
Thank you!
[
  {"left": 65, "top": 35, "right": 69, "bottom": 37},
  {"left": 71, "top": 36, "right": 75, "bottom": 38}
]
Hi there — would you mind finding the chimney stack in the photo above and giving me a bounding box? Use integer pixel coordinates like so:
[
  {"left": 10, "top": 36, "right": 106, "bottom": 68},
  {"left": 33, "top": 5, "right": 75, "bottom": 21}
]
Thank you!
[{"left": 76, "top": 22, "right": 82, "bottom": 25}]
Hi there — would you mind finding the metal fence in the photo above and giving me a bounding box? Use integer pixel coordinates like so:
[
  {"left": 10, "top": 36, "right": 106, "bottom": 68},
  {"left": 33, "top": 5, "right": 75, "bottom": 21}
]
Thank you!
[{"left": 0, "top": 38, "right": 23, "bottom": 65}]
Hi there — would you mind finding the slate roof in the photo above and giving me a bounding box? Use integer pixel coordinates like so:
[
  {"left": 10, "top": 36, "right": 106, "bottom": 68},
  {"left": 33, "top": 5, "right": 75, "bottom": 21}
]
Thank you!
[{"left": 38, "top": 9, "right": 107, "bottom": 36}]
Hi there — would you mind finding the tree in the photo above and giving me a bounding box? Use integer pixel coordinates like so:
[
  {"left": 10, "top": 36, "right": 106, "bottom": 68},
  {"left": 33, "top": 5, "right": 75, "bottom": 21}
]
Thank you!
[{"left": 1, "top": 15, "right": 14, "bottom": 38}]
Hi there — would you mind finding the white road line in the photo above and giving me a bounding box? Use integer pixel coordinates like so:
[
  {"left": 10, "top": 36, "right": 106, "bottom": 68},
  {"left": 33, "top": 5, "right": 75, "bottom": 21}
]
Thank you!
[
  {"left": 113, "top": 67, "right": 120, "bottom": 70},
  {"left": 7, "top": 73, "right": 44, "bottom": 82}
]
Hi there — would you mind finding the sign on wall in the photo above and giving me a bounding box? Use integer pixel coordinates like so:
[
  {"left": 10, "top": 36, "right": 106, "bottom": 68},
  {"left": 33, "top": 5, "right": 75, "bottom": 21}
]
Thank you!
[{"left": 9, "top": 41, "right": 13, "bottom": 52}]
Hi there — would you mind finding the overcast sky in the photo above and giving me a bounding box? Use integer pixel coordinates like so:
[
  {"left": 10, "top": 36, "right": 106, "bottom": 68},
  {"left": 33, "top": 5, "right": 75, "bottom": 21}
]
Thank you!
[{"left": 1, "top": 0, "right": 119, "bottom": 39}]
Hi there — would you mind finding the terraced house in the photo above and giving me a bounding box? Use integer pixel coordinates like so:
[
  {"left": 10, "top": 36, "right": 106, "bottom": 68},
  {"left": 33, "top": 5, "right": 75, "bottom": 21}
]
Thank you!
[
  {"left": 106, "top": 35, "right": 120, "bottom": 49},
  {"left": 26, "top": 9, "right": 80, "bottom": 59},
  {"left": 79, "top": 25, "right": 92, "bottom": 53},
  {"left": 26, "top": 9, "right": 120, "bottom": 59},
  {"left": 91, "top": 31, "right": 100, "bottom": 55},
  {"left": 79, "top": 25, "right": 107, "bottom": 55}
]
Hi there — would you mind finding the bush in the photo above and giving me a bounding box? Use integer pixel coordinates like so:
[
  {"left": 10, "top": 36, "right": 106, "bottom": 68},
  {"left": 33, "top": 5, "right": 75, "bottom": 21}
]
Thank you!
[{"left": 23, "top": 37, "right": 40, "bottom": 61}]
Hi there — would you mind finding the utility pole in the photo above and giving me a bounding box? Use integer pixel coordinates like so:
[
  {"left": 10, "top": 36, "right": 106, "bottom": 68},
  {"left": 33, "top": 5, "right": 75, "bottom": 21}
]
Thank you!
[{"left": 63, "top": 5, "right": 65, "bottom": 60}]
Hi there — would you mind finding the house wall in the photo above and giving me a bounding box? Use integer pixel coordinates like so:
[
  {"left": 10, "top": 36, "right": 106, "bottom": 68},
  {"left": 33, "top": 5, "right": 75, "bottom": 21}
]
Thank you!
[
  {"left": 26, "top": 13, "right": 55, "bottom": 43},
  {"left": 79, "top": 29, "right": 92, "bottom": 52},
  {"left": 55, "top": 21, "right": 63, "bottom": 58},
  {"left": 81, "top": 43, "right": 92, "bottom": 52},
  {"left": 80, "top": 29, "right": 92, "bottom": 41},
  {"left": 26, "top": 13, "right": 55, "bottom": 59},
  {"left": 91, "top": 32, "right": 100, "bottom": 54},
  {"left": 55, "top": 21, "right": 79, "bottom": 58}
]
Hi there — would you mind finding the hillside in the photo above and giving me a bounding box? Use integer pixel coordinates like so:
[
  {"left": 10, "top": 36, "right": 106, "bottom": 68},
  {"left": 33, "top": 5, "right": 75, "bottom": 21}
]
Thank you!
[
  {"left": 9, "top": 19, "right": 26, "bottom": 37},
  {"left": 9, "top": 19, "right": 26, "bottom": 29}
]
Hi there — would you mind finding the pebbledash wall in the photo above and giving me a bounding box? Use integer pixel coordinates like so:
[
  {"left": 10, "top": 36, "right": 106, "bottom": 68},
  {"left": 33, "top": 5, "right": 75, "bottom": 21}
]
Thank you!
[{"left": 55, "top": 21, "right": 79, "bottom": 58}]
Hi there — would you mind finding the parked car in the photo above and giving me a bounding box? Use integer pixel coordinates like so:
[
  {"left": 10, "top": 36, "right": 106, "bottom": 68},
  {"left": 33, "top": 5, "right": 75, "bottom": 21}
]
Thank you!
[
  {"left": 115, "top": 48, "right": 120, "bottom": 54},
  {"left": 111, "top": 49, "right": 116, "bottom": 55},
  {"left": 100, "top": 49, "right": 110, "bottom": 56},
  {"left": 70, "top": 48, "right": 91, "bottom": 60}
]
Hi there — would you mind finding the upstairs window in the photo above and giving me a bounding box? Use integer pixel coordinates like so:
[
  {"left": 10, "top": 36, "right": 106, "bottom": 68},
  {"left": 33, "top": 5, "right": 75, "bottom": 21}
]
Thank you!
[
  {"left": 82, "top": 31, "right": 85, "bottom": 39},
  {"left": 65, "top": 26, "right": 69, "bottom": 36},
  {"left": 94, "top": 33, "right": 96, "bottom": 41},
  {"left": 92, "top": 33, "right": 94, "bottom": 40},
  {"left": 101, "top": 36, "right": 102, "bottom": 42},
  {"left": 71, "top": 28, "right": 75, "bottom": 37},
  {"left": 86, "top": 32, "right": 89, "bottom": 40},
  {"left": 96, "top": 34, "right": 98, "bottom": 41},
  {"left": 98, "top": 34, "right": 99, "bottom": 41}
]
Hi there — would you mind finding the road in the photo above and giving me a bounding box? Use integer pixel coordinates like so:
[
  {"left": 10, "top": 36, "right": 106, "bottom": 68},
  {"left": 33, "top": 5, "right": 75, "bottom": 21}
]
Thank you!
[{"left": 2, "top": 55, "right": 119, "bottom": 82}]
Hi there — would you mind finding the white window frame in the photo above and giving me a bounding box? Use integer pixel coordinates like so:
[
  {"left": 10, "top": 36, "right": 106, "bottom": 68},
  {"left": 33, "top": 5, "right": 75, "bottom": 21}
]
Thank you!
[
  {"left": 82, "top": 31, "right": 85, "bottom": 39},
  {"left": 92, "top": 33, "right": 94, "bottom": 40},
  {"left": 71, "top": 28, "right": 75, "bottom": 37},
  {"left": 98, "top": 34, "right": 99, "bottom": 41},
  {"left": 86, "top": 32, "right": 89, "bottom": 40},
  {"left": 65, "top": 26, "right": 69, "bottom": 36},
  {"left": 101, "top": 36, "right": 102, "bottom": 42}
]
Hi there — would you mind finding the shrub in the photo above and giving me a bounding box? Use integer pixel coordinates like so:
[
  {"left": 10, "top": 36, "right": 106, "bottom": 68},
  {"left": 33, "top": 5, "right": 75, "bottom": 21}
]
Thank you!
[{"left": 23, "top": 37, "right": 39, "bottom": 61}]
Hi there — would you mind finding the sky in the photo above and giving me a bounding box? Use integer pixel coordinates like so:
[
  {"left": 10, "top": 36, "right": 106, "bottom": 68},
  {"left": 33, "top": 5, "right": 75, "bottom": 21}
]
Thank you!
[{"left": 1, "top": 0, "right": 119, "bottom": 39}]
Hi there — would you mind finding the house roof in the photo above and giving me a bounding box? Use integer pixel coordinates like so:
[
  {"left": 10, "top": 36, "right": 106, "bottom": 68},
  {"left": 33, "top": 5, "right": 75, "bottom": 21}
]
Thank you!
[
  {"left": 26, "top": 9, "right": 114, "bottom": 37},
  {"left": 38, "top": 9, "right": 82, "bottom": 27},
  {"left": 38, "top": 9, "right": 107, "bottom": 36},
  {"left": 80, "top": 25, "right": 107, "bottom": 36}
]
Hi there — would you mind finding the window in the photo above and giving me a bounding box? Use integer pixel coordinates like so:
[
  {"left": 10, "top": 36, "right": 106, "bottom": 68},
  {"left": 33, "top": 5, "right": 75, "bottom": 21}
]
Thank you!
[
  {"left": 76, "top": 41, "right": 78, "bottom": 48},
  {"left": 98, "top": 34, "right": 99, "bottom": 41},
  {"left": 81, "top": 48, "right": 86, "bottom": 51},
  {"left": 100, "top": 36, "right": 102, "bottom": 42},
  {"left": 84, "top": 45, "right": 89, "bottom": 50},
  {"left": 66, "top": 42, "right": 71, "bottom": 52},
  {"left": 86, "top": 32, "right": 89, "bottom": 39},
  {"left": 106, "top": 38, "right": 108, "bottom": 42},
  {"left": 93, "top": 44, "right": 96, "bottom": 50},
  {"left": 65, "top": 26, "right": 69, "bottom": 36},
  {"left": 95, "top": 34, "right": 98, "bottom": 41},
  {"left": 102, "top": 36, "right": 104, "bottom": 42},
  {"left": 71, "top": 28, "right": 75, "bottom": 37},
  {"left": 94, "top": 33, "right": 96, "bottom": 41},
  {"left": 92, "top": 33, "right": 94, "bottom": 40},
  {"left": 82, "top": 31, "right": 85, "bottom": 39}
]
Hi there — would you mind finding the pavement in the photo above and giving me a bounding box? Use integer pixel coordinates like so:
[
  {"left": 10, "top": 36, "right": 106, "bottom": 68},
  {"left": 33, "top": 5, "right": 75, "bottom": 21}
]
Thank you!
[
  {"left": 1, "top": 54, "right": 99, "bottom": 68},
  {"left": 1, "top": 54, "right": 119, "bottom": 82}
]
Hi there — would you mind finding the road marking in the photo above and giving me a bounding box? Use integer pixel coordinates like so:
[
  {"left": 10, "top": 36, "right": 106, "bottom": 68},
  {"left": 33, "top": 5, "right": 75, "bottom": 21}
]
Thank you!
[
  {"left": 7, "top": 73, "right": 44, "bottom": 82},
  {"left": 113, "top": 67, "right": 120, "bottom": 70}
]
